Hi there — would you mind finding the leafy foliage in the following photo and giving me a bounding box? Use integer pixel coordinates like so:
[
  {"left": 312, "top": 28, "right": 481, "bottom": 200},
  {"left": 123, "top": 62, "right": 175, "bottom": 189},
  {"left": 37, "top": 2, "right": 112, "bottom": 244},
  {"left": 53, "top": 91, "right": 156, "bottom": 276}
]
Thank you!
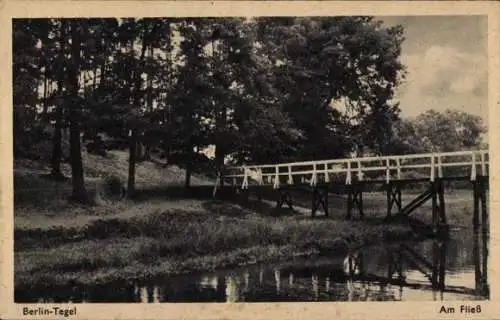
[
  {"left": 13, "top": 16, "right": 446, "bottom": 197},
  {"left": 391, "top": 109, "right": 486, "bottom": 153}
]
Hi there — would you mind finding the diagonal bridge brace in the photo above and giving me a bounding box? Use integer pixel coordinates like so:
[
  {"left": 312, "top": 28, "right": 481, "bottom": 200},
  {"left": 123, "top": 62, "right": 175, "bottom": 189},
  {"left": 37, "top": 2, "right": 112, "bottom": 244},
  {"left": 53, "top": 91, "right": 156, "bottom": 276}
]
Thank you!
[
  {"left": 346, "top": 183, "right": 364, "bottom": 220},
  {"left": 399, "top": 187, "right": 432, "bottom": 216},
  {"left": 386, "top": 182, "right": 403, "bottom": 219},
  {"left": 311, "top": 186, "right": 329, "bottom": 217},
  {"left": 276, "top": 188, "right": 294, "bottom": 210},
  {"left": 391, "top": 180, "right": 447, "bottom": 233}
]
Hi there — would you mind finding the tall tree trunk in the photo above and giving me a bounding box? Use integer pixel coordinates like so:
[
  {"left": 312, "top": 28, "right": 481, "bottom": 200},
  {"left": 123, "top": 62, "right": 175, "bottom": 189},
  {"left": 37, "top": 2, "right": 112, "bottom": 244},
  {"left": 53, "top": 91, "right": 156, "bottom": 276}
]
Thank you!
[
  {"left": 68, "top": 20, "right": 88, "bottom": 203},
  {"left": 127, "top": 30, "right": 149, "bottom": 198},
  {"left": 127, "top": 129, "right": 138, "bottom": 197},
  {"left": 142, "top": 46, "right": 155, "bottom": 162},
  {"left": 42, "top": 72, "right": 49, "bottom": 122},
  {"left": 50, "top": 80, "right": 64, "bottom": 179},
  {"left": 184, "top": 161, "right": 192, "bottom": 189},
  {"left": 215, "top": 140, "right": 225, "bottom": 189},
  {"left": 214, "top": 101, "right": 227, "bottom": 188},
  {"left": 93, "top": 65, "right": 98, "bottom": 90}
]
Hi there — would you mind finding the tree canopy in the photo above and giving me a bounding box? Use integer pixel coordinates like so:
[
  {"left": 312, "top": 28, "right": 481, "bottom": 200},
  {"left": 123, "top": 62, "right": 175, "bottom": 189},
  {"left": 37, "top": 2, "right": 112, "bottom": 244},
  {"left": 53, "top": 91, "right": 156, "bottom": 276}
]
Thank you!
[
  {"left": 391, "top": 109, "right": 487, "bottom": 154},
  {"left": 13, "top": 17, "right": 414, "bottom": 200}
]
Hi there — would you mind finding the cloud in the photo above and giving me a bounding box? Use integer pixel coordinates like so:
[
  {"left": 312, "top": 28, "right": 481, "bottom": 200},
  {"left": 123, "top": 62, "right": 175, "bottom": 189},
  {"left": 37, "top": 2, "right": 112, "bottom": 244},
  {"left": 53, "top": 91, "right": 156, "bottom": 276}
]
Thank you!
[
  {"left": 396, "top": 44, "right": 487, "bottom": 119},
  {"left": 377, "top": 16, "right": 488, "bottom": 121}
]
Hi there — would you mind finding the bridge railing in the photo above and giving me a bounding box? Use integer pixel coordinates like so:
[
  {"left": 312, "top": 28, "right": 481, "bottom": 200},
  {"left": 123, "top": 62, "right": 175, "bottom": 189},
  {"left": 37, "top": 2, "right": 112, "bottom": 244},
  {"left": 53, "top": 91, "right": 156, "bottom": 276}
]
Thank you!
[{"left": 222, "top": 150, "right": 488, "bottom": 189}]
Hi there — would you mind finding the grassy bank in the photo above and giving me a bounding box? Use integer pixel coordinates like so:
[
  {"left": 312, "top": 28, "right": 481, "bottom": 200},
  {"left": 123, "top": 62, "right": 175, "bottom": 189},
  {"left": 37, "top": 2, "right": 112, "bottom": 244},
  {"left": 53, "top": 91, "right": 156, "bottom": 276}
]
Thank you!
[
  {"left": 14, "top": 151, "right": 477, "bottom": 289},
  {"left": 15, "top": 200, "right": 414, "bottom": 288}
]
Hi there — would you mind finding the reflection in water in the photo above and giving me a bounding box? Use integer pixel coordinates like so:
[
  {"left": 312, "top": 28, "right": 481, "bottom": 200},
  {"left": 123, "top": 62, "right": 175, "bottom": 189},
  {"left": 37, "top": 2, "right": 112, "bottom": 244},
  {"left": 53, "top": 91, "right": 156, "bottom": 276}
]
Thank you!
[
  {"left": 200, "top": 275, "right": 219, "bottom": 290},
  {"left": 15, "top": 231, "right": 489, "bottom": 303},
  {"left": 312, "top": 275, "right": 319, "bottom": 300},
  {"left": 225, "top": 276, "right": 238, "bottom": 302},
  {"left": 274, "top": 270, "right": 281, "bottom": 295},
  {"left": 244, "top": 270, "right": 250, "bottom": 292}
]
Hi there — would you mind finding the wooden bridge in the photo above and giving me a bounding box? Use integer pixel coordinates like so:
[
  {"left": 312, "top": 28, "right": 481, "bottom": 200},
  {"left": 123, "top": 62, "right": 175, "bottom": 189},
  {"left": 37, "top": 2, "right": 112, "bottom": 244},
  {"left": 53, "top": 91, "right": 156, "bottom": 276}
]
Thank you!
[{"left": 217, "top": 150, "right": 489, "bottom": 233}]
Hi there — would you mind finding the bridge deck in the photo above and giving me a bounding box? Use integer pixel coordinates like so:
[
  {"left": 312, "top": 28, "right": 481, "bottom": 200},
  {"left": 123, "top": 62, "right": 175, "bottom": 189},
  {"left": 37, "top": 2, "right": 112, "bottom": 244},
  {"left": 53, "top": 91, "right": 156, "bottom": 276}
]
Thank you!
[{"left": 221, "top": 150, "right": 489, "bottom": 190}]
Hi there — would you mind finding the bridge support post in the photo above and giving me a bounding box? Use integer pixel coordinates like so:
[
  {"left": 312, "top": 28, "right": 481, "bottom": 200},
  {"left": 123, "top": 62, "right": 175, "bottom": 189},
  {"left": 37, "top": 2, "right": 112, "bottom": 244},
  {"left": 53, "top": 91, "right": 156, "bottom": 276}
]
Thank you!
[
  {"left": 386, "top": 245, "right": 404, "bottom": 282},
  {"left": 311, "top": 186, "right": 329, "bottom": 217},
  {"left": 473, "top": 176, "right": 488, "bottom": 233},
  {"left": 386, "top": 181, "right": 402, "bottom": 219},
  {"left": 430, "top": 240, "right": 447, "bottom": 292},
  {"left": 277, "top": 188, "right": 293, "bottom": 210},
  {"left": 346, "top": 183, "right": 363, "bottom": 220},
  {"left": 431, "top": 180, "right": 447, "bottom": 233},
  {"left": 473, "top": 231, "right": 489, "bottom": 296}
]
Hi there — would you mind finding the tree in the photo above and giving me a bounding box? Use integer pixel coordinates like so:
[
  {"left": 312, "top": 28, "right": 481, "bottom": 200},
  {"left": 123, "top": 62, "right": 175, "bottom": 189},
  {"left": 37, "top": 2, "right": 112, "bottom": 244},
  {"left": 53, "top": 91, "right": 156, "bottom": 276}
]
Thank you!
[
  {"left": 66, "top": 19, "right": 88, "bottom": 202},
  {"left": 170, "top": 19, "right": 214, "bottom": 188},
  {"left": 391, "top": 109, "right": 486, "bottom": 153},
  {"left": 255, "top": 17, "right": 406, "bottom": 159},
  {"left": 122, "top": 18, "right": 173, "bottom": 197},
  {"left": 185, "top": 18, "right": 301, "bottom": 169},
  {"left": 12, "top": 19, "right": 44, "bottom": 159}
]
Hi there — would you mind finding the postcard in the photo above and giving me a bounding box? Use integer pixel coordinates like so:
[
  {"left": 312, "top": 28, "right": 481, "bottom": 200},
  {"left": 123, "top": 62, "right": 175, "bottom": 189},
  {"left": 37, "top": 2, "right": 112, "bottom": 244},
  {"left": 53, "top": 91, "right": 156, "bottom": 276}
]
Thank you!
[{"left": 1, "top": 1, "right": 499, "bottom": 319}]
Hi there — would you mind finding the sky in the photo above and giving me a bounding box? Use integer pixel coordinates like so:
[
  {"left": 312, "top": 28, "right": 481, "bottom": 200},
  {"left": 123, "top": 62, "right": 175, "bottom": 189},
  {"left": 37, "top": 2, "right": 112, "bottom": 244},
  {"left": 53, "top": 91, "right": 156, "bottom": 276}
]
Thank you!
[{"left": 377, "top": 15, "right": 488, "bottom": 121}]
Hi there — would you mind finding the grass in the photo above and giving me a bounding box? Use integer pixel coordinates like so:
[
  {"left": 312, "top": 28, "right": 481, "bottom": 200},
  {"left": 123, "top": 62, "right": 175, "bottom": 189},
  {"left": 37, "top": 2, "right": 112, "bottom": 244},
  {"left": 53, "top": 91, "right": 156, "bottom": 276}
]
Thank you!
[
  {"left": 13, "top": 150, "right": 479, "bottom": 290},
  {"left": 15, "top": 203, "right": 413, "bottom": 288},
  {"left": 241, "top": 186, "right": 479, "bottom": 227}
]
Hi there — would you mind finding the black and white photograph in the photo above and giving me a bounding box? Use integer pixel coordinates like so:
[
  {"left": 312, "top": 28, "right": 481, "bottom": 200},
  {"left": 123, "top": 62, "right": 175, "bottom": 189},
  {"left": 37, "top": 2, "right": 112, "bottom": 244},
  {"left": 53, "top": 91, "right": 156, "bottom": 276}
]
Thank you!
[{"left": 3, "top": 1, "right": 499, "bottom": 318}]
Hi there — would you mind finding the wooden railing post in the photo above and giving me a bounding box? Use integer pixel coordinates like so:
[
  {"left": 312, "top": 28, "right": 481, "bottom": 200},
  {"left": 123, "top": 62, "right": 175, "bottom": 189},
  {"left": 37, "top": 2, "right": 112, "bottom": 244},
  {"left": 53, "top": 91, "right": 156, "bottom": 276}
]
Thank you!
[
  {"left": 481, "top": 151, "right": 486, "bottom": 176},
  {"left": 437, "top": 155, "right": 443, "bottom": 178},
  {"left": 242, "top": 167, "right": 249, "bottom": 189},
  {"left": 346, "top": 161, "right": 352, "bottom": 185},
  {"left": 273, "top": 166, "right": 280, "bottom": 189},
  {"left": 324, "top": 163, "right": 330, "bottom": 183},
  {"left": 386, "top": 158, "right": 390, "bottom": 184},
  {"left": 396, "top": 158, "right": 401, "bottom": 180},
  {"left": 287, "top": 165, "right": 293, "bottom": 185},
  {"left": 471, "top": 153, "right": 477, "bottom": 181},
  {"left": 357, "top": 160, "right": 363, "bottom": 181},
  {"left": 430, "top": 155, "right": 435, "bottom": 182},
  {"left": 310, "top": 163, "right": 317, "bottom": 187}
]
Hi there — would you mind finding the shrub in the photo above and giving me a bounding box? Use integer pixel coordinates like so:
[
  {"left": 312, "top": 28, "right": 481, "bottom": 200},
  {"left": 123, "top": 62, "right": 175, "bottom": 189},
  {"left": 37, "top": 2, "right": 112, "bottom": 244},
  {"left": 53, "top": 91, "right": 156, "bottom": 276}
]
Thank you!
[{"left": 98, "top": 174, "right": 126, "bottom": 201}]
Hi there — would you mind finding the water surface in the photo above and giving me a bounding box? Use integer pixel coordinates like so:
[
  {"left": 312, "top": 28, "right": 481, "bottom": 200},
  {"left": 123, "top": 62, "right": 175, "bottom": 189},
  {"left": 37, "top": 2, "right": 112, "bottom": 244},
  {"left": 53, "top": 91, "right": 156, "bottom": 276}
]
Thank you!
[{"left": 16, "top": 230, "right": 489, "bottom": 303}]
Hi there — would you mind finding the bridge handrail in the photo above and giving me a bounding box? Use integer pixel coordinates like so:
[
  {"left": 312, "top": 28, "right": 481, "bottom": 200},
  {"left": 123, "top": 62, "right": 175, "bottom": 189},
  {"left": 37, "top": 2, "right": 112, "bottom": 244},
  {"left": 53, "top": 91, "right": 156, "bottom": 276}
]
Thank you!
[
  {"left": 225, "top": 150, "right": 487, "bottom": 170},
  {"left": 221, "top": 150, "right": 488, "bottom": 189}
]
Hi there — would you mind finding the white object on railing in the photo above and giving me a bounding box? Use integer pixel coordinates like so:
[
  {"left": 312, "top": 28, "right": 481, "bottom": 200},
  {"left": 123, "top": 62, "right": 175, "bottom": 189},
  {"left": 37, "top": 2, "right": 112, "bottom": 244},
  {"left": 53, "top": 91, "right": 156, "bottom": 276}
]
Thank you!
[
  {"left": 386, "top": 158, "right": 390, "bottom": 184},
  {"left": 273, "top": 166, "right": 280, "bottom": 189},
  {"left": 288, "top": 165, "right": 293, "bottom": 184},
  {"left": 437, "top": 155, "right": 443, "bottom": 178},
  {"left": 357, "top": 160, "right": 363, "bottom": 181},
  {"left": 310, "top": 163, "right": 317, "bottom": 187},
  {"left": 430, "top": 155, "right": 435, "bottom": 182},
  {"left": 324, "top": 163, "right": 330, "bottom": 183},
  {"left": 471, "top": 153, "right": 477, "bottom": 181},
  {"left": 346, "top": 162, "right": 352, "bottom": 185},
  {"left": 257, "top": 168, "right": 263, "bottom": 185},
  {"left": 242, "top": 167, "right": 249, "bottom": 189}
]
